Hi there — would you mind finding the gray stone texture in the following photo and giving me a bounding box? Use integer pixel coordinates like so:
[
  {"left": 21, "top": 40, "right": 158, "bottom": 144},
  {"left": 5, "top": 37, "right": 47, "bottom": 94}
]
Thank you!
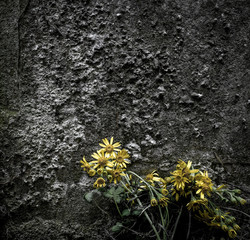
[{"left": 0, "top": 0, "right": 250, "bottom": 239}]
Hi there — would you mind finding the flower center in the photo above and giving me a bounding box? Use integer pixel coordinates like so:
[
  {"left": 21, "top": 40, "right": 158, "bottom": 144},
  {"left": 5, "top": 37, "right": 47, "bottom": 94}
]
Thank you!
[
  {"left": 202, "top": 185, "right": 210, "bottom": 191},
  {"left": 151, "top": 199, "right": 158, "bottom": 206},
  {"left": 203, "top": 179, "right": 211, "bottom": 184},
  {"left": 176, "top": 175, "right": 182, "bottom": 181},
  {"left": 116, "top": 156, "right": 124, "bottom": 163},
  {"left": 97, "top": 178, "right": 105, "bottom": 184},
  {"left": 105, "top": 145, "right": 114, "bottom": 153},
  {"left": 98, "top": 157, "right": 108, "bottom": 166},
  {"left": 162, "top": 189, "right": 169, "bottom": 196}
]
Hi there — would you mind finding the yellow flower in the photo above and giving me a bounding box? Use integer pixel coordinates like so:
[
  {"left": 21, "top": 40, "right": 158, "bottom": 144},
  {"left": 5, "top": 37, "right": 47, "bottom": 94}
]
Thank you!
[
  {"left": 177, "top": 160, "right": 199, "bottom": 178},
  {"left": 171, "top": 170, "right": 189, "bottom": 191},
  {"left": 159, "top": 197, "right": 169, "bottom": 207},
  {"left": 225, "top": 215, "right": 236, "bottom": 225},
  {"left": 186, "top": 198, "right": 207, "bottom": 211},
  {"left": 150, "top": 198, "right": 158, "bottom": 207},
  {"left": 88, "top": 169, "right": 96, "bottom": 176},
  {"left": 80, "top": 157, "right": 91, "bottom": 172},
  {"left": 196, "top": 209, "right": 214, "bottom": 223},
  {"left": 145, "top": 170, "right": 162, "bottom": 185},
  {"left": 165, "top": 176, "right": 173, "bottom": 184},
  {"left": 233, "top": 224, "right": 240, "bottom": 231},
  {"left": 161, "top": 188, "right": 169, "bottom": 196},
  {"left": 99, "top": 137, "right": 121, "bottom": 157},
  {"left": 97, "top": 168, "right": 103, "bottom": 175},
  {"left": 195, "top": 171, "right": 213, "bottom": 199},
  {"left": 113, "top": 149, "right": 130, "bottom": 168},
  {"left": 228, "top": 228, "right": 237, "bottom": 238},
  {"left": 93, "top": 177, "right": 106, "bottom": 188},
  {"left": 221, "top": 223, "right": 228, "bottom": 232},
  {"left": 176, "top": 160, "right": 186, "bottom": 169},
  {"left": 107, "top": 167, "right": 126, "bottom": 184},
  {"left": 90, "top": 150, "right": 113, "bottom": 169},
  {"left": 235, "top": 196, "right": 247, "bottom": 205}
]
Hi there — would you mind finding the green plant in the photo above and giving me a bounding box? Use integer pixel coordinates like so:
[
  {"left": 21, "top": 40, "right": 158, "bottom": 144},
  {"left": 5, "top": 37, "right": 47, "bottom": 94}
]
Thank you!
[{"left": 81, "top": 137, "right": 246, "bottom": 239}]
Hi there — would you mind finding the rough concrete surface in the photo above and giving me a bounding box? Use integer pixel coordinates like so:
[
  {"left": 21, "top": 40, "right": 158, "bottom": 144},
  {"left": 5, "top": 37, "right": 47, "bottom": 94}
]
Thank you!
[{"left": 0, "top": 0, "right": 250, "bottom": 239}]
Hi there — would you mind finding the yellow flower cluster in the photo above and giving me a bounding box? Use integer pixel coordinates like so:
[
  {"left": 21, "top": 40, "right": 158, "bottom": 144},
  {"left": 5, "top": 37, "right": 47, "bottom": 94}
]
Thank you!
[
  {"left": 80, "top": 137, "right": 130, "bottom": 187},
  {"left": 170, "top": 160, "right": 199, "bottom": 201},
  {"left": 168, "top": 160, "right": 245, "bottom": 238},
  {"left": 168, "top": 160, "right": 215, "bottom": 201},
  {"left": 137, "top": 170, "right": 170, "bottom": 207},
  {"left": 81, "top": 138, "right": 246, "bottom": 239},
  {"left": 196, "top": 207, "right": 240, "bottom": 238}
]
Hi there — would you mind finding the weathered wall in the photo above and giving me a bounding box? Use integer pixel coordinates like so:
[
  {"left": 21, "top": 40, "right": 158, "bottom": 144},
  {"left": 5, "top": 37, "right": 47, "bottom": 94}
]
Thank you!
[{"left": 1, "top": 0, "right": 250, "bottom": 239}]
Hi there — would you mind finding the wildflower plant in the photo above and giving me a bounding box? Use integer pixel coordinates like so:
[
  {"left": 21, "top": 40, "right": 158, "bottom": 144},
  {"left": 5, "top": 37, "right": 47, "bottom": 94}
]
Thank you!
[{"left": 81, "top": 137, "right": 246, "bottom": 239}]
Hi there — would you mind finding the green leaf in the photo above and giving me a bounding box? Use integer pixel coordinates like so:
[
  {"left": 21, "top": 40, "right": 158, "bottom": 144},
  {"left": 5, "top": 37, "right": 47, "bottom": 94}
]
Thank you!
[
  {"left": 113, "top": 195, "right": 121, "bottom": 203},
  {"left": 114, "top": 186, "right": 125, "bottom": 203},
  {"left": 104, "top": 187, "right": 115, "bottom": 199},
  {"left": 104, "top": 186, "right": 125, "bottom": 203},
  {"left": 115, "top": 186, "right": 125, "bottom": 195},
  {"left": 111, "top": 222, "right": 123, "bottom": 232},
  {"left": 132, "top": 210, "right": 141, "bottom": 216},
  {"left": 84, "top": 189, "right": 99, "bottom": 202},
  {"left": 121, "top": 209, "right": 131, "bottom": 217},
  {"left": 85, "top": 191, "right": 94, "bottom": 202}
]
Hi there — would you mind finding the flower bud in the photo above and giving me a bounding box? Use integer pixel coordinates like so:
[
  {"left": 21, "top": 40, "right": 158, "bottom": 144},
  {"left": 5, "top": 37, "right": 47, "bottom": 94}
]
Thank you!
[
  {"left": 233, "top": 224, "right": 240, "bottom": 231},
  {"left": 221, "top": 223, "right": 228, "bottom": 232},
  {"left": 150, "top": 198, "right": 158, "bottom": 207},
  {"left": 233, "top": 189, "right": 241, "bottom": 194},
  {"left": 165, "top": 177, "right": 172, "bottom": 183},
  {"left": 230, "top": 197, "right": 237, "bottom": 204},
  {"left": 88, "top": 169, "right": 96, "bottom": 176}
]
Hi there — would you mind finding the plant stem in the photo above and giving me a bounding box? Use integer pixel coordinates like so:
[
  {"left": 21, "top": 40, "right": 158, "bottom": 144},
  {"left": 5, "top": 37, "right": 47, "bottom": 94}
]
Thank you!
[
  {"left": 121, "top": 180, "right": 132, "bottom": 193},
  {"left": 170, "top": 205, "right": 183, "bottom": 240},
  {"left": 136, "top": 197, "right": 162, "bottom": 240},
  {"left": 165, "top": 207, "right": 170, "bottom": 231},
  {"left": 114, "top": 199, "right": 122, "bottom": 217},
  {"left": 128, "top": 171, "right": 159, "bottom": 197},
  {"left": 222, "top": 207, "right": 250, "bottom": 218},
  {"left": 158, "top": 205, "right": 167, "bottom": 240},
  {"left": 121, "top": 179, "right": 162, "bottom": 240}
]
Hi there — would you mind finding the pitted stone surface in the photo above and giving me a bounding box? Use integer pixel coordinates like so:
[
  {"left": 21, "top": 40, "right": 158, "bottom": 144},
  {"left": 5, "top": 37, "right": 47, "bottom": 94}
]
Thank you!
[{"left": 1, "top": 0, "right": 250, "bottom": 239}]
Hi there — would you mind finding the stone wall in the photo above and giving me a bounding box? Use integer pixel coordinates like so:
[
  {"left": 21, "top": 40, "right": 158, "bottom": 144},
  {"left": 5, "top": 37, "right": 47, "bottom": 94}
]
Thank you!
[{"left": 0, "top": 0, "right": 250, "bottom": 239}]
